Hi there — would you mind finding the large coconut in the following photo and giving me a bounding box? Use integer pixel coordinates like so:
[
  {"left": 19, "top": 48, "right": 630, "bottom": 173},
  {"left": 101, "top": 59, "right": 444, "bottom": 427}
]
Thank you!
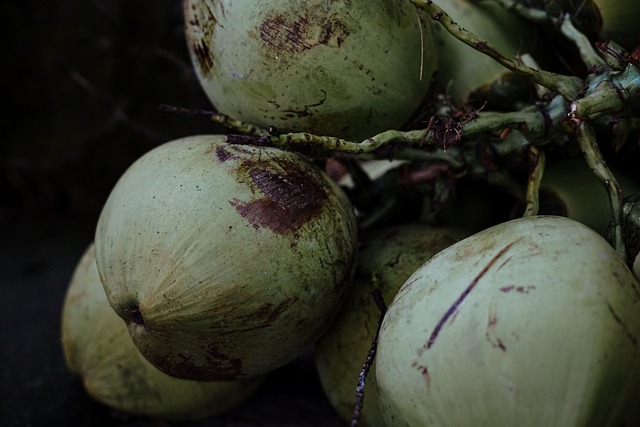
[
  {"left": 95, "top": 134, "right": 358, "bottom": 380},
  {"left": 183, "top": 0, "right": 437, "bottom": 140},
  {"left": 376, "top": 215, "right": 640, "bottom": 426}
]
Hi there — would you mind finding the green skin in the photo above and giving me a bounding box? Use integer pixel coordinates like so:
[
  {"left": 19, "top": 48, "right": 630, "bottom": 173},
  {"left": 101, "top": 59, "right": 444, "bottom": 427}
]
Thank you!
[
  {"left": 432, "top": 0, "right": 540, "bottom": 104},
  {"left": 94, "top": 135, "right": 358, "bottom": 381},
  {"left": 593, "top": 0, "right": 640, "bottom": 51},
  {"left": 183, "top": 0, "right": 437, "bottom": 141},
  {"left": 539, "top": 156, "right": 639, "bottom": 237},
  {"left": 314, "top": 224, "right": 468, "bottom": 427},
  {"left": 376, "top": 215, "right": 640, "bottom": 426},
  {"left": 61, "top": 244, "right": 265, "bottom": 419}
]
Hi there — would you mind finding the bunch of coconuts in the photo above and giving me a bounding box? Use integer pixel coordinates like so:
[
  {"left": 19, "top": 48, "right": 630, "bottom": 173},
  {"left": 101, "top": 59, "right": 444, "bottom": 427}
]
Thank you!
[{"left": 61, "top": 0, "right": 640, "bottom": 425}]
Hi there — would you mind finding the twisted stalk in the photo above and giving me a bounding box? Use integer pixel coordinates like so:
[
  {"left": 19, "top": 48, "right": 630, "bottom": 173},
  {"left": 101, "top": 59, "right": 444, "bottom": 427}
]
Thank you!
[{"left": 222, "top": 94, "right": 570, "bottom": 159}]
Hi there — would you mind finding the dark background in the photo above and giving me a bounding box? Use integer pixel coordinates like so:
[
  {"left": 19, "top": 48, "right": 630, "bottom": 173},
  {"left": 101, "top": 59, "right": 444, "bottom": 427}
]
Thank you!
[{"left": 2, "top": 1, "right": 344, "bottom": 426}]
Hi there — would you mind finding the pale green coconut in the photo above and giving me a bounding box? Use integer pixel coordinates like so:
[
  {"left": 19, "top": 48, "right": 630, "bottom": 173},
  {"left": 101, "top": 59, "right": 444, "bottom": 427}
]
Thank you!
[
  {"left": 314, "top": 224, "right": 468, "bottom": 427},
  {"left": 94, "top": 134, "right": 358, "bottom": 381},
  {"left": 432, "top": 0, "right": 541, "bottom": 104},
  {"left": 376, "top": 215, "right": 640, "bottom": 426},
  {"left": 593, "top": 0, "right": 640, "bottom": 51},
  {"left": 539, "top": 156, "right": 639, "bottom": 237},
  {"left": 61, "top": 244, "right": 264, "bottom": 419},
  {"left": 183, "top": 0, "right": 437, "bottom": 141}
]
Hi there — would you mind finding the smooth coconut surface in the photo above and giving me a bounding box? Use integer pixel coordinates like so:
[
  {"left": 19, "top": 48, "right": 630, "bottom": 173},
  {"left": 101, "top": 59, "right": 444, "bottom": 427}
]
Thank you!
[
  {"left": 61, "top": 244, "right": 264, "bottom": 419},
  {"left": 183, "top": 0, "right": 437, "bottom": 141},
  {"left": 376, "top": 215, "right": 640, "bottom": 426},
  {"left": 315, "top": 225, "right": 468, "bottom": 427},
  {"left": 95, "top": 135, "right": 358, "bottom": 381}
]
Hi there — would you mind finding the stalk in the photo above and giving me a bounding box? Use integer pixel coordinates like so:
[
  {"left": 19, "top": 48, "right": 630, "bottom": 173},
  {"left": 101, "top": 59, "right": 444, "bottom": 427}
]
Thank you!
[
  {"left": 559, "top": 15, "right": 607, "bottom": 69},
  {"left": 523, "top": 146, "right": 545, "bottom": 217},
  {"left": 576, "top": 121, "right": 626, "bottom": 259},
  {"left": 570, "top": 62, "right": 640, "bottom": 119}
]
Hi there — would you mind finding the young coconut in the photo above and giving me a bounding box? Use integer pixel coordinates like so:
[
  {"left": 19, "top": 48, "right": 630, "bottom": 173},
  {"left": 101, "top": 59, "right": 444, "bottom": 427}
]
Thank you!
[
  {"left": 61, "top": 244, "right": 265, "bottom": 419},
  {"left": 314, "top": 224, "right": 468, "bottom": 427},
  {"left": 375, "top": 215, "right": 640, "bottom": 426},
  {"left": 430, "top": 0, "right": 541, "bottom": 105},
  {"left": 538, "top": 156, "right": 639, "bottom": 237},
  {"left": 183, "top": 0, "right": 437, "bottom": 141},
  {"left": 590, "top": 0, "right": 640, "bottom": 51},
  {"left": 94, "top": 135, "right": 358, "bottom": 381}
]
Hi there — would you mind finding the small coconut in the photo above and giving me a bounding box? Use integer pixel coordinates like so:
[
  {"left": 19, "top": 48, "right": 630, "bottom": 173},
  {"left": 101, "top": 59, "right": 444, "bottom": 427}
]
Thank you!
[
  {"left": 61, "top": 244, "right": 264, "bottom": 420},
  {"left": 315, "top": 224, "right": 468, "bottom": 427}
]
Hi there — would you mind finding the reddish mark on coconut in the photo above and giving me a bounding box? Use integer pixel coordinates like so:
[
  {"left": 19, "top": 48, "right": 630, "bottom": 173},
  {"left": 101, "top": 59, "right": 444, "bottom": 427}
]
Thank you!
[
  {"left": 202, "top": 343, "right": 245, "bottom": 381},
  {"left": 259, "top": 13, "right": 349, "bottom": 53},
  {"left": 499, "top": 285, "right": 536, "bottom": 294},
  {"left": 214, "top": 143, "right": 255, "bottom": 161},
  {"left": 146, "top": 337, "right": 244, "bottom": 381},
  {"left": 425, "top": 241, "right": 517, "bottom": 350},
  {"left": 412, "top": 361, "right": 431, "bottom": 390},
  {"left": 250, "top": 296, "right": 299, "bottom": 324},
  {"left": 485, "top": 308, "right": 507, "bottom": 352},
  {"left": 230, "top": 158, "right": 329, "bottom": 234},
  {"left": 606, "top": 302, "right": 638, "bottom": 346},
  {"left": 185, "top": 2, "right": 219, "bottom": 76},
  {"left": 214, "top": 144, "right": 240, "bottom": 162}
]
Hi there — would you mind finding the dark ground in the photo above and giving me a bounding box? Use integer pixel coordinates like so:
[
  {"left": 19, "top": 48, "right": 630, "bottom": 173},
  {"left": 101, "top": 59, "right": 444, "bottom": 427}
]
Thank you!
[{"left": 2, "top": 2, "right": 345, "bottom": 426}]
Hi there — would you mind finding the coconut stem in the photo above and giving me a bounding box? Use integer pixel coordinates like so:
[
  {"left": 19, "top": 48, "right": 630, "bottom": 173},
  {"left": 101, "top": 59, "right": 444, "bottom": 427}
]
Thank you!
[
  {"left": 559, "top": 15, "right": 608, "bottom": 69},
  {"left": 410, "top": 0, "right": 583, "bottom": 99},
  {"left": 570, "top": 62, "right": 640, "bottom": 119},
  {"left": 225, "top": 97, "right": 569, "bottom": 158},
  {"left": 576, "top": 121, "right": 626, "bottom": 259},
  {"left": 523, "top": 146, "right": 545, "bottom": 217},
  {"left": 158, "top": 104, "right": 269, "bottom": 136},
  {"left": 485, "top": 0, "right": 550, "bottom": 22}
]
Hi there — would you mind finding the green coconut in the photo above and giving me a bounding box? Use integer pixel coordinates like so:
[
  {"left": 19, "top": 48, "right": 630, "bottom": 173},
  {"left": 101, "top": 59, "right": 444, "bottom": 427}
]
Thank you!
[
  {"left": 61, "top": 244, "right": 264, "bottom": 419},
  {"left": 183, "top": 0, "right": 437, "bottom": 141},
  {"left": 538, "top": 156, "right": 639, "bottom": 237},
  {"left": 431, "top": 0, "right": 541, "bottom": 104},
  {"left": 94, "top": 134, "right": 358, "bottom": 381},
  {"left": 315, "top": 224, "right": 468, "bottom": 427},
  {"left": 376, "top": 215, "right": 640, "bottom": 426}
]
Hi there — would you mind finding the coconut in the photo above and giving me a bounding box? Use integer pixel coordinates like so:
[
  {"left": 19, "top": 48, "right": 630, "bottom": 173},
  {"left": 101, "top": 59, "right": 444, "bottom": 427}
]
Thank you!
[
  {"left": 376, "top": 215, "right": 640, "bottom": 426},
  {"left": 61, "top": 244, "right": 264, "bottom": 419},
  {"left": 431, "top": 0, "right": 541, "bottom": 104},
  {"left": 314, "top": 224, "right": 468, "bottom": 427},
  {"left": 94, "top": 134, "right": 358, "bottom": 381},
  {"left": 183, "top": 0, "right": 437, "bottom": 141},
  {"left": 538, "top": 156, "right": 639, "bottom": 237}
]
